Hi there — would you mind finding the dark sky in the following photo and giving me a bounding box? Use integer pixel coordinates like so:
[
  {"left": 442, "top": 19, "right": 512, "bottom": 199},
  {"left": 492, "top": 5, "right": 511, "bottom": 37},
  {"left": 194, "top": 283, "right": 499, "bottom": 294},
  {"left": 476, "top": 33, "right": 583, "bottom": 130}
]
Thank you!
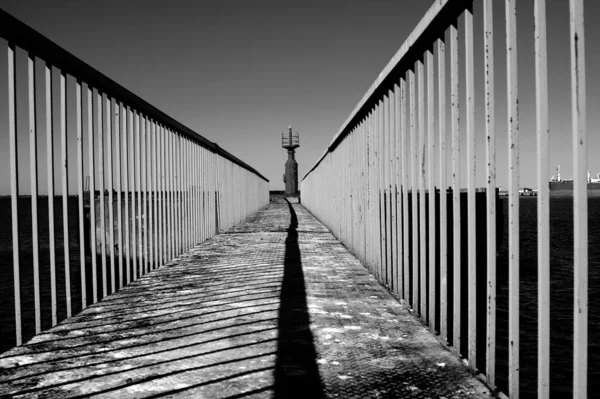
[{"left": 1, "top": 0, "right": 599, "bottom": 193}]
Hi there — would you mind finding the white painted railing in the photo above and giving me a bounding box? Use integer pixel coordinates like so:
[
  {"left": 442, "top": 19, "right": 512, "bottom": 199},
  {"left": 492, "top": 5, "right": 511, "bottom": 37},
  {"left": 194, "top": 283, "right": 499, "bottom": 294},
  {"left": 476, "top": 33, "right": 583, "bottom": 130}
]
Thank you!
[
  {"left": 0, "top": 9, "right": 269, "bottom": 350},
  {"left": 301, "top": 1, "right": 588, "bottom": 397}
]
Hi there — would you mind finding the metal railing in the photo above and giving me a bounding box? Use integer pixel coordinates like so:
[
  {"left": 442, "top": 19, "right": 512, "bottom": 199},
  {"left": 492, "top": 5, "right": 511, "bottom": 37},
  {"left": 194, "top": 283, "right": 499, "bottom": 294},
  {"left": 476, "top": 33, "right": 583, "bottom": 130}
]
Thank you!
[
  {"left": 0, "top": 9, "right": 268, "bottom": 350},
  {"left": 301, "top": 0, "right": 588, "bottom": 398}
]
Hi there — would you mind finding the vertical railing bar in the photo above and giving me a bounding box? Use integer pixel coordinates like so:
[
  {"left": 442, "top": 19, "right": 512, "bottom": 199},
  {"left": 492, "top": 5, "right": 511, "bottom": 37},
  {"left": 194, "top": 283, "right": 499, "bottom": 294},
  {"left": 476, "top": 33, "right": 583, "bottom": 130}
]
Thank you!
[
  {"left": 191, "top": 141, "right": 195, "bottom": 247},
  {"left": 182, "top": 137, "right": 187, "bottom": 250},
  {"left": 381, "top": 95, "right": 388, "bottom": 286},
  {"left": 76, "top": 79, "right": 86, "bottom": 310},
  {"left": 158, "top": 124, "right": 164, "bottom": 265},
  {"left": 195, "top": 143, "right": 199, "bottom": 246},
  {"left": 394, "top": 83, "right": 402, "bottom": 297},
  {"left": 153, "top": 121, "right": 159, "bottom": 267},
  {"left": 98, "top": 91, "right": 106, "bottom": 298},
  {"left": 193, "top": 141, "right": 197, "bottom": 245},
  {"left": 130, "top": 109, "right": 137, "bottom": 282},
  {"left": 534, "top": 0, "right": 549, "bottom": 394},
  {"left": 438, "top": 35, "right": 448, "bottom": 344},
  {"left": 465, "top": 4, "right": 477, "bottom": 371},
  {"left": 365, "top": 109, "right": 370, "bottom": 276},
  {"left": 147, "top": 119, "right": 156, "bottom": 271},
  {"left": 152, "top": 121, "right": 160, "bottom": 269},
  {"left": 368, "top": 110, "right": 373, "bottom": 274},
  {"left": 143, "top": 116, "right": 149, "bottom": 275},
  {"left": 135, "top": 111, "right": 142, "bottom": 281},
  {"left": 167, "top": 128, "right": 172, "bottom": 261},
  {"left": 200, "top": 146, "right": 204, "bottom": 245},
  {"left": 385, "top": 94, "right": 392, "bottom": 287},
  {"left": 359, "top": 125, "right": 364, "bottom": 269},
  {"left": 60, "top": 70, "right": 71, "bottom": 318},
  {"left": 190, "top": 140, "right": 193, "bottom": 247},
  {"left": 123, "top": 106, "right": 130, "bottom": 286},
  {"left": 185, "top": 138, "right": 190, "bottom": 249},
  {"left": 28, "top": 52, "right": 41, "bottom": 333},
  {"left": 208, "top": 148, "right": 212, "bottom": 239},
  {"left": 166, "top": 127, "right": 171, "bottom": 258},
  {"left": 172, "top": 130, "right": 176, "bottom": 258},
  {"left": 427, "top": 47, "right": 436, "bottom": 333},
  {"left": 410, "top": 68, "right": 418, "bottom": 311},
  {"left": 182, "top": 136, "right": 186, "bottom": 248},
  {"left": 173, "top": 133, "right": 178, "bottom": 255},
  {"left": 47, "top": 64, "right": 57, "bottom": 322},
  {"left": 401, "top": 77, "right": 409, "bottom": 305},
  {"left": 389, "top": 87, "right": 397, "bottom": 294},
  {"left": 418, "top": 58, "right": 426, "bottom": 320},
  {"left": 377, "top": 101, "right": 383, "bottom": 282},
  {"left": 506, "top": 0, "right": 520, "bottom": 395},
  {"left": 8, "top": 42, "right": 22, "bottom": 345},
  {"left": 87, "top": 87, "right": 97, "bottom": 304},
  {"left": 450, "top": 20, "right": 461, "bottom": 354},
  {"left": 115, "top": 102, "right": 122, "bottom": 289},
  {"left": 175, "top": 134, "right": 180, "bottom": 255},
  {"left": 170, "top": 130, "right": 175, "bottom": 258},
  {"left": 164, "top": 128, "right": 169, "bottom": 261},
  {"left": 106, "top": 96, "right": 115, "bottom": 294},
  {"left": 204, "top": 146, "right": 207, "bottom": 243},
  {"left": 484, "top": 0, "right": 496, "bottom": 387},
  {"left": 570, "top": 0, "right": 587, "bottom": 397}
]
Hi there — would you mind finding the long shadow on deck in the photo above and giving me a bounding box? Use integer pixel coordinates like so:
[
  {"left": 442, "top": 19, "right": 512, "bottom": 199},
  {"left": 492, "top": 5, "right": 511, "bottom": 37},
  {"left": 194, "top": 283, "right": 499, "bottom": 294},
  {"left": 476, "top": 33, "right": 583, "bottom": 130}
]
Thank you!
[{"left": 274, "top": 199, "right": 324, "bottom": 398}]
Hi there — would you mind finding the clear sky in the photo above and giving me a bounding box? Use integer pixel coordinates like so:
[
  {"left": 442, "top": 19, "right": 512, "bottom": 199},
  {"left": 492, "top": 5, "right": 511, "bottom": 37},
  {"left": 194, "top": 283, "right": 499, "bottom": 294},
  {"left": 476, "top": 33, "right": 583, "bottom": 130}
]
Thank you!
[{"left": 1, "top": 0, "right": 599, "bottom": 194}]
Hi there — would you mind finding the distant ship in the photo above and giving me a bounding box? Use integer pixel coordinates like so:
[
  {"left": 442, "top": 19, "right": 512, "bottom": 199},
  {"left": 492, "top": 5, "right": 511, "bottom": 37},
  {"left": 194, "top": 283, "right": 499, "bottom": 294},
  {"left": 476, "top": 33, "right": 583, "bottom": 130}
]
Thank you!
[{"left": 549, "top": 165, "right": 600, "bottom": 197}]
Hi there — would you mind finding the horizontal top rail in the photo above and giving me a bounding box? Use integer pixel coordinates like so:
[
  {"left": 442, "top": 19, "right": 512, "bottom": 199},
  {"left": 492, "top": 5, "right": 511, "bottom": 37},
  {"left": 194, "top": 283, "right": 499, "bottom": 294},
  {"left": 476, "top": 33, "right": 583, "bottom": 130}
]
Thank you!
[
  {"left": 0, "top": 8, "right": 268, "bottom": 183},
  {"left": 302, "top": 0, "right": 470, "bottom": 181}
]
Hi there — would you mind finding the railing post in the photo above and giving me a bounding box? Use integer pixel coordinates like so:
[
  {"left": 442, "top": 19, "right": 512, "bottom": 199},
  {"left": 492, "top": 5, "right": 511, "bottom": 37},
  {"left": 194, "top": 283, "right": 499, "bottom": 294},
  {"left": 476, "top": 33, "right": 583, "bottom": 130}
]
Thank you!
[
  {"left": 506, "top": 0, "right": 520, "bottom": 396},
  {"left": 484, "top": 0, "right": 496, "bottom": 388},
  {"left": 570, "top": 1, "right": 587, "bottom": 397}
]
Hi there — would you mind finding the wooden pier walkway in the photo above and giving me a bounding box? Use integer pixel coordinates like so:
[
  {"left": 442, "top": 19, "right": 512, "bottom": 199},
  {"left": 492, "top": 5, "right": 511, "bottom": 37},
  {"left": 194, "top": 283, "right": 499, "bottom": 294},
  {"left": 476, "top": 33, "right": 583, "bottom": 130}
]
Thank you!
[{"left": 0, "top": 200, "right": 493, "bottom": 398}]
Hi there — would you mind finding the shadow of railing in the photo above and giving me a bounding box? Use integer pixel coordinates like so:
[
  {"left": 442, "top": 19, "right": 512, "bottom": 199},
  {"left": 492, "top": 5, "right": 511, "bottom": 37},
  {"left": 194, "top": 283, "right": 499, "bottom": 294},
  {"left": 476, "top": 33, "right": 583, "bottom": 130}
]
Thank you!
[{"left": 274, "top": 199, "right": 324, "bottom": 398}]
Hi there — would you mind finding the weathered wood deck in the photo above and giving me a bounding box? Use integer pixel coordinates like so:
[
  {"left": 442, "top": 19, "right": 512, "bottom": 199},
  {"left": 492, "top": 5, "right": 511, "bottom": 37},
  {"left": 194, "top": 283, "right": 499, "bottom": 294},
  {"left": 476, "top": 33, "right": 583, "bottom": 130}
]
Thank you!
[{"left": 0, "top": 199, "right": 493, "bottom": 398}]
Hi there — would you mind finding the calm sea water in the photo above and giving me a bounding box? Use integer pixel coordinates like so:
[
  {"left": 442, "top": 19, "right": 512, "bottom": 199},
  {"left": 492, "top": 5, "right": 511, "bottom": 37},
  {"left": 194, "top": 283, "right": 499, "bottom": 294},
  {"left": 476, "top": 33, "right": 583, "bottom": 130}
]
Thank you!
[
  {"left": 0, "top": 196, "right": 598, "bottom": 396},
  {"left": 494, "top": 197, "right": 600, "bottom": 397}
]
